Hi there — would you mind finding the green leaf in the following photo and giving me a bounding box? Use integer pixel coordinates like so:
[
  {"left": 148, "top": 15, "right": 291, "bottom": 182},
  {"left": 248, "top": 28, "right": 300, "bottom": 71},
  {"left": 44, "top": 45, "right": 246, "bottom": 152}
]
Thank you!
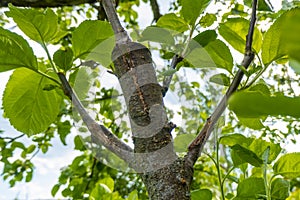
[
  {"left": 11, "top": 141, "right": 26, "bottom": 150},
  {"left": 25, "top": 171, "right": 33, "bottom": 182},
  {"left": 51, "top": 184, "right": 60, "bottom": 197},
  {"left": 289, "top": 59, "right": 300, "bottom": 74},
  {"left": 209, "top": 73, "right": 230, "bottom": 86},
  {"left": 161, "top": 69, "right": 177, "bottom": 76},
  {"left": 233, "top": 177, "right": 265, "bottom": 200},
  {"left": 229, "top": 91, "right": 300, "bottom": 118},
  {"left": 181, "top": 0, "right": 211, "bottom": 25},
  {"left": 273, "top": 152, "right": 300, "bottom": 179},
  {"left": 74, "top": 135, "right": 85, "bottom": 151},
  {"left": 53, "top": 47, "right": 74, "bottom": 71},
  {"left": 231, "top": 144, "right": 263, "bottom": 167},
  {"left": 57, "top": 120, "right": 71, "bottom": 145},
  {"left": 3, "top": 68, "right": 63, "bottom": 135},
  {"left": 99, "top": 177, "right": 114, "bottom": 193},
  {"left": 193, "top": 30, "right": 217, "bottom": 47},
  {"left": 72, "top": 20, "right": 114, "bottom": 66},
  {"left": 237, "top": 83, "right": 269, "bottom": 130},
  {"left": 26, "top": 144, "right": 36, "bottom": 154},
  {"left": 231, "top": 149, "right": 247, "bottom": 166},
  {"left": 271, "top": 178, "right": 290, "bottom": 200},
  {"left": 157, "top": 13, "right": 189, "bottom": 33},
  {"left": 191, "top": 189, "right": 212, "bottom": 200},
  {"left": 248, "top": 82, "right": 271, "bottom": 95},
  {"left": 61, "top": 188, "right": 72, "bottom": 197},
  {"left": 205, "top": 39, "right": 233, "bottom": 72},
  {"left": 282, "top": 8, "right": 300, "bottom": 63},
  {"left": 199, "top": 13, "right": 217, "bottom": 28},
  {"left": 71, "top": 67, "right": 96, "bottom": 100},
  {"left": 174, "top": 134, "right": 195, "bottom": 152},
  {"left": 185, "top": 43, "right": 216, "bottom": 68},
  {"left": 248, "top": 138, "right": 281, "bottom": 164},
  {"left": 261, "top": 11, "right": 288, "bottom": 66},
  {"left": 219, "top": 133, "right": 252, "bottom": 147},
  {"left": 0, "top": 27, "right": 38, "bottom": 72},
  {"left": 6, "top": 4, "right": 65, "bottom": 43},
  {"left": 219, "top": 18, "right": 262, "bottom": 53},
  {"left": 127, "top": 190, "right": 139, "bottom": 200},
  {"left": 244, "top": 0, "right": 273, "bottom": 11},
  {"left": 238, "top": 117, "right": 264, "bottom": 130},
  {"left": 261, "top": 9, "right": 300, "bottom": 65},
  {"left": 140, "top": 26, "right": 175, "bottom": 45},
  {"left": 287, "top": 189, "right": 300, "bottom": 199}
]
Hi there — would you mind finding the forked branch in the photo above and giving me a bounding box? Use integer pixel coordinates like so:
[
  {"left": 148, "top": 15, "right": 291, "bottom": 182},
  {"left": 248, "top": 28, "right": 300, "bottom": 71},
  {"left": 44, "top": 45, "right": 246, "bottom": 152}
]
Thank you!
[
  {"left": 185, "top": 0, "right": 258, "bottom": 168},
  {"left": 58, "top": 73, "right": 133, "bottom": 163}
]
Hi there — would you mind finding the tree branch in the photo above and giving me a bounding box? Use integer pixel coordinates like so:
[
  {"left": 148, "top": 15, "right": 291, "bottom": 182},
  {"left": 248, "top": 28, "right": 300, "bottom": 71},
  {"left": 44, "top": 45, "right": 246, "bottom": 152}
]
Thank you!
[
  {"left": 162, "top": 55, "right": 183, "bottom": 96},
  {"left": 185, "top": 0, "right": 258, "bottom": 168},
  {"left": 149, "top": 0, "right": 162, "bottom": 22},
  {"left": 57, "top": 72, "right": 133, "bottom": 163},
  {"left": 0, "top": 0, "right": 96, "bottom": 7},
  {"left": 100, "top": 0, "right": 130, "bottom": 43}
]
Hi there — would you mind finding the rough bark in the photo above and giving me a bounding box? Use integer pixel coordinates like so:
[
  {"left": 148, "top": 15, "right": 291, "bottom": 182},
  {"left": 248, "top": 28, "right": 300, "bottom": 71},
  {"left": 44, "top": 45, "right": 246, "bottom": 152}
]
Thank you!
[
  {"left": 112, "top": 41, "right": 193, "bottom": 199},
  {"left": 1, "top": 0, "right": 258, "bottom": 199}
]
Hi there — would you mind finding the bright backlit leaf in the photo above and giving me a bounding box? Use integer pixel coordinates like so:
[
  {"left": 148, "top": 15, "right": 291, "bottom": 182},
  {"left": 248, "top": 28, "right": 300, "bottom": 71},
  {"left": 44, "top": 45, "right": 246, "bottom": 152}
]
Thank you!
[
  {"left": 219, "top": 133, "right": 252, "bottom": 147},
  {"left": 273, "top": 153, "right": 300, "bottom": 179},
  {"left": 53, "top": 47, "right": 74, "bottom": 71},
  {"left": 6, "top": 4, "right": 66, "bottom": 43},
  {"left": 282, "top": 8, "right": 300, "bottom": 63},
  {"left": 140, "top": 26, "right": 175, "bottom": 45},
  {"left": 220, "top": 134, "right": 281, "bottom": 166},
  {"left": 127, "top": 190, "right": 139, "bottom": 200},
  {"left": 262, "top": 8, "right": 300, "bottom": 66},
  {"left": 234, "top": 177, "right": 265, "bottom": 199},
  {"left": 199, "top": 13, "right": 217, "bottom": 28},
  {"left": 191, "top": 189, "right": 212, "bottom": 200},
  {"left": 193, "top": 30, "right": 217, "bottom": 47},
  {"left": 205, "top": 39, "right": 233, "bottom": 72},
  {"left": 261, "top": 12, "right": 287, "bottom": 66},
  {"left": 99, "top": 177, "right": 114, "bottom": 192},
  {"left": 289, "top": 59, "right": 300, "bottom": 74},
  {"left": 3, "top": 68, "right": 63, "bottom": 135},
  {"left": 174, "top": 134, "right": 195, "bottom": 152},
  {"left": 209, "top": 73, "right": 230, "bottom": 86},
  {"left": 219, "top": 18, "right": 262, "bottom": 53},
  {"left": 0, "top": 27, "right": 38, "bottom": 72},
  {"left": 181, "top": 0, "right": 211, "bottom": 25},
  {"left": 72, "top": 20, "right": 114, "bottom": 66},
  {"left": 248, "top": 138, "right": 281, "bottom": 163},
  {"left": 231, "top": 144, "right": 263, "bottom": 167},
  {"left": 271, "top": 178, "right": 290, "bottom": 200},
  {"left": 157, "top": 13, "right": 189, "bottom": 32},
  {"left": 229, "top": 91, "right": 300, "bottom": 118},
  {"left": 244, "top": 0, "right": 273, "bottom": 11},
  {"left": 238, "top": 117, "right": 264, "bottom": 130}
]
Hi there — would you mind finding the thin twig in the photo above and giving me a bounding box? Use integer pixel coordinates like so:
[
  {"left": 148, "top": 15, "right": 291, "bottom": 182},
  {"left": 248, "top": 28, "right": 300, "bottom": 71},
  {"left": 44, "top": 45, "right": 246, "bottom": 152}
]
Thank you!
[
  {"left": 162, "top": 55, "right": 183, "bottom": 96},
  {"left": 0, "top": 134, "right": 25, "bottom": 144},
  {"left": 100, "top": 0, "right": 130, "bottom": 43},
  {"left": 149, "top": 0, "right": 162, "bottom": 22},
  {"left": 185, "top": 0, "right": 258, "bottom": 168},
  {"left": 57, "top": 72, "right": 133, "bottom": 163}
]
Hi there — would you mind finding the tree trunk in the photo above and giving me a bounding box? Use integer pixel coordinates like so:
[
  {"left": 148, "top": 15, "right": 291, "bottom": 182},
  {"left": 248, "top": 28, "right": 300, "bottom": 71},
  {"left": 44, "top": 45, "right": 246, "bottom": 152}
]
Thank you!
[{"left": 112, "top": 42, "right": 194, "bottom": 199}]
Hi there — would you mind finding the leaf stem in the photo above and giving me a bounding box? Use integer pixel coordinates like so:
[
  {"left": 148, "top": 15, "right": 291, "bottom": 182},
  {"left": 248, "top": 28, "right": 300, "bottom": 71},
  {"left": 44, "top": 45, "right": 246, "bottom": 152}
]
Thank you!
[
  {"left": 36, "top": 70, "right": 60, "bottom": 85},
  {"left": 263, "top": 163, "right": 271, "bottom": 200},
  {"left": 41, "top": 41, "right": 59, "bottom": 74},
  {"left": 216, "top": 142, "right": 226, "bottom": 200}
]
